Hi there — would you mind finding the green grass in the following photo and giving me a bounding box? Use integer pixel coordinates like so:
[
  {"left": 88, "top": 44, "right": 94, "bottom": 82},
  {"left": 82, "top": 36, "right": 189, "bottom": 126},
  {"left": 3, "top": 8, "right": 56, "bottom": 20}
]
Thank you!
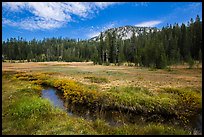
[
  {"left": 2, "top": 71, "right": 198, "bottom": 135},
  {"left": 2, "top": 77, "right": 97, "bottom": 135},
  {"left": 11, "top": 72, "right": 202, "bottom": 123},
  {"left": 92, "top": 119, "right": 190, "bottom": 135},
  {"left": 162, "top": 87, "right": 202, "bottom": 119},
  {"left": 105, "top": 86, "right": 201, "bottom": 123},
  {"left": 105, "top": 86, "right": 178, "bottom": 115}
]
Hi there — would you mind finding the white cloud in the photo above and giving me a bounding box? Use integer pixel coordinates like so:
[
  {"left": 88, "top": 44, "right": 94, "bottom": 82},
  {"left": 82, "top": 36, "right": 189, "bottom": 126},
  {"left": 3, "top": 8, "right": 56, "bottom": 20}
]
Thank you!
[
  {"left": 3, "top": 17, "right": 65, "bottom": 30},
  {"left": 2, "top": 18, "right": 18, "bottom": 26},
  {"left": 27, "top": 2, "right": 71, "bottom": 22},
  {"left": 61, "top": 2, "right": 93, "bottom": 18},
  {"left": 94, "top": 2, "right": 119, "bottom": 9},
  {"left": 2, "top": 2, "right": 26, "bottom": 11},
  {"left": 2, "top": 2, "right": 118, "bottom": 30},
  {"left": 135, "top": 20, "right": 162, "bottom": 27},
  {"left": 21, "top": 18, "right": 65, "bottom": 30}
]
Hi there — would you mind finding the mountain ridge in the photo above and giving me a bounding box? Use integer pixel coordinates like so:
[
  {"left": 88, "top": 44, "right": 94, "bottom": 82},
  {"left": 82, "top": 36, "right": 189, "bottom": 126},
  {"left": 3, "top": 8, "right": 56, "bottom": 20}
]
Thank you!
[{"left": 89, "top": 25, "right": 158, "bottom": 41}]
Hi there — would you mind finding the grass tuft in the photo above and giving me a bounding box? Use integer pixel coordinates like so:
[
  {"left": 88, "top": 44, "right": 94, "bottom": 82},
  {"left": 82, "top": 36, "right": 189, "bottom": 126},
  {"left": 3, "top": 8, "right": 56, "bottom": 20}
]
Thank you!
[{"left": 84, "top": 76, "right": 109, "bottom": 83}]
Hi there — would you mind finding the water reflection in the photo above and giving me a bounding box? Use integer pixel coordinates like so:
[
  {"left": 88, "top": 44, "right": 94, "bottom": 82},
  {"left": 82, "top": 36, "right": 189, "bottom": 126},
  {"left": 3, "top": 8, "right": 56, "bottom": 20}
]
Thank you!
[{"left": 41, "top": 88, "right": 66, "bottom": 110}]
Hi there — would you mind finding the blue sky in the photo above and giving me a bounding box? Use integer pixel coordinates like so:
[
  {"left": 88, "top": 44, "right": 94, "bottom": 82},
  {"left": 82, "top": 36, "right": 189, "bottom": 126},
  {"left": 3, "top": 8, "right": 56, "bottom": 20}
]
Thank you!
[{"left": 2, "top": 2, "right": 202, "bottom": 41}]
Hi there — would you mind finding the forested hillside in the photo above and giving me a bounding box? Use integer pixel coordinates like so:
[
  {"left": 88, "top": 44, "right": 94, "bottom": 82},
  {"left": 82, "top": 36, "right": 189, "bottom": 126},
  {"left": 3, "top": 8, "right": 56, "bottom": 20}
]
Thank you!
[{"left": 2, "top": 15, "right": 202, "bottom": 69}]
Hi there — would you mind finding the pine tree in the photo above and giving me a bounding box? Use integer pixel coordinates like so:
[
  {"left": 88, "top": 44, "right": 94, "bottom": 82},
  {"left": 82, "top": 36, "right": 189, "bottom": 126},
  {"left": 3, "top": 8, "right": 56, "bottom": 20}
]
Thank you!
[
  {"left": 98, "top": 32, "right": 104, "bottom": 64},
  {"left": 194, "top": 15, "right": 202, "bottom": 60},
  {"left": 130, "top": 31, "right": 136, "bottom": 63},
  {"left": 180, "top": 23, "right": 191, "bottom": 61}
]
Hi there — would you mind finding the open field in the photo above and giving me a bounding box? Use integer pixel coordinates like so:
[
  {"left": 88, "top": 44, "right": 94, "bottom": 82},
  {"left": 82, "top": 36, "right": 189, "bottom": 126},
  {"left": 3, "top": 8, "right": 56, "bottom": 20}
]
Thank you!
[
  {"left": 2, "top": 62, "right": 202, "bottom": 135},
  {"left": 2, "top": 61, "right": 202, "bottom": 91}
]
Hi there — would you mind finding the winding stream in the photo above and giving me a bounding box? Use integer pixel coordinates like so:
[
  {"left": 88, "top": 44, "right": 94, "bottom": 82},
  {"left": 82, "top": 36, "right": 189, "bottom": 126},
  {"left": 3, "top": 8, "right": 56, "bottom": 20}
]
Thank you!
[
  {"left": 41, "top": 87, "right": 202, "bottom": 134},
  {"left": 41, "top": 87, "right": 123, "bottom": 126}
]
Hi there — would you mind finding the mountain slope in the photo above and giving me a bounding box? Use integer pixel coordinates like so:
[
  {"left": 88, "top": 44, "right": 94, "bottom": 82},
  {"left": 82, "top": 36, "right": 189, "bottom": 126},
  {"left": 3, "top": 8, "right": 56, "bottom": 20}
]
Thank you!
[{"left": 89, "top": 25, "right": 158, "bottom": 41}]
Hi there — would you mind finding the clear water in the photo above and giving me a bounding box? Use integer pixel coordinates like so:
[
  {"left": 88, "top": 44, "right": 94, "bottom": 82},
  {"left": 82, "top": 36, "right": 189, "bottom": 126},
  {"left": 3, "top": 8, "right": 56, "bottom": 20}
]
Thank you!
[{"left": 41, "top": 88, "right": 66, "bottom": 110}]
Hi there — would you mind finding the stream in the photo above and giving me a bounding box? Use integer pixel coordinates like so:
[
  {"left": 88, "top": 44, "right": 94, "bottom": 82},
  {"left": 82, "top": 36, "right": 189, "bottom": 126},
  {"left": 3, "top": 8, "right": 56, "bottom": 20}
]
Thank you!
[
  {"left": 41, "top": 87, "right": 125, "bottom": 126},
  {"left": 41, "top": 87, "right": 202, "bottom": 134}
]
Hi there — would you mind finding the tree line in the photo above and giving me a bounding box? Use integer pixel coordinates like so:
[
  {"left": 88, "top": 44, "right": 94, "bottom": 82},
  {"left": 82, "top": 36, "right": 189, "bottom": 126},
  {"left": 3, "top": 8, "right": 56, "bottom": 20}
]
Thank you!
[
  {"left": 2, "top": 15, "right": 202, "bottom": 69},
  {"left": 2, "top": 38, "right": 97, "bottom": 62}
]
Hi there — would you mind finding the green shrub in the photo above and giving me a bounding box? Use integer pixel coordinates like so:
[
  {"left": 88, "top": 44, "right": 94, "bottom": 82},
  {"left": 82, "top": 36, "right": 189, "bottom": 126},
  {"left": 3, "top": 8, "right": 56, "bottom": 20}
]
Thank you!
[{"left": 52, "top": 78, "right": 102, "bottom": 107}]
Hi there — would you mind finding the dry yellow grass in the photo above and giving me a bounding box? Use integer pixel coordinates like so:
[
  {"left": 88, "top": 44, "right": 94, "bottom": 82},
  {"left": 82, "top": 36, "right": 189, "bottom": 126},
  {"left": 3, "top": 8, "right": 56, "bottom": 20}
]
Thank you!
[{"left": 2, "top": 62, "right": 202, "bottom": 92}]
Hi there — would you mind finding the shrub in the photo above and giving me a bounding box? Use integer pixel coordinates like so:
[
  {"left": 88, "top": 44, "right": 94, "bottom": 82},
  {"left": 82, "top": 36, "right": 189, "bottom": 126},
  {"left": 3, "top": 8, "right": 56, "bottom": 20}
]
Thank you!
[
  {"left": 13, "top": 72, "right": 51, "bottom": 86},
  {"left": 52, "top": 78, "right": 102, "bottom": 107},
  {"left": 63, "top": 82, "right": 101, "bottom": 107}
]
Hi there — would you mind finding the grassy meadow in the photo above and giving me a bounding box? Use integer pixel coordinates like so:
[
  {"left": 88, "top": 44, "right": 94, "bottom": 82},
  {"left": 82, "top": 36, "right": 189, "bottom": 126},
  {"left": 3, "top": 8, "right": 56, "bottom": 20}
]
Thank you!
[{"left": 2, "top": 61, "right": 202, "bottom": 135}]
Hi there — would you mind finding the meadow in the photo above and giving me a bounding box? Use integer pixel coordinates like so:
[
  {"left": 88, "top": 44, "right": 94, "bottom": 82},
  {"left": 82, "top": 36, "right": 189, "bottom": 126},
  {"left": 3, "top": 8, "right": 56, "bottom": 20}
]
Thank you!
[{"left": 2, "top": 61, "right": 202, "bottom": 135}]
